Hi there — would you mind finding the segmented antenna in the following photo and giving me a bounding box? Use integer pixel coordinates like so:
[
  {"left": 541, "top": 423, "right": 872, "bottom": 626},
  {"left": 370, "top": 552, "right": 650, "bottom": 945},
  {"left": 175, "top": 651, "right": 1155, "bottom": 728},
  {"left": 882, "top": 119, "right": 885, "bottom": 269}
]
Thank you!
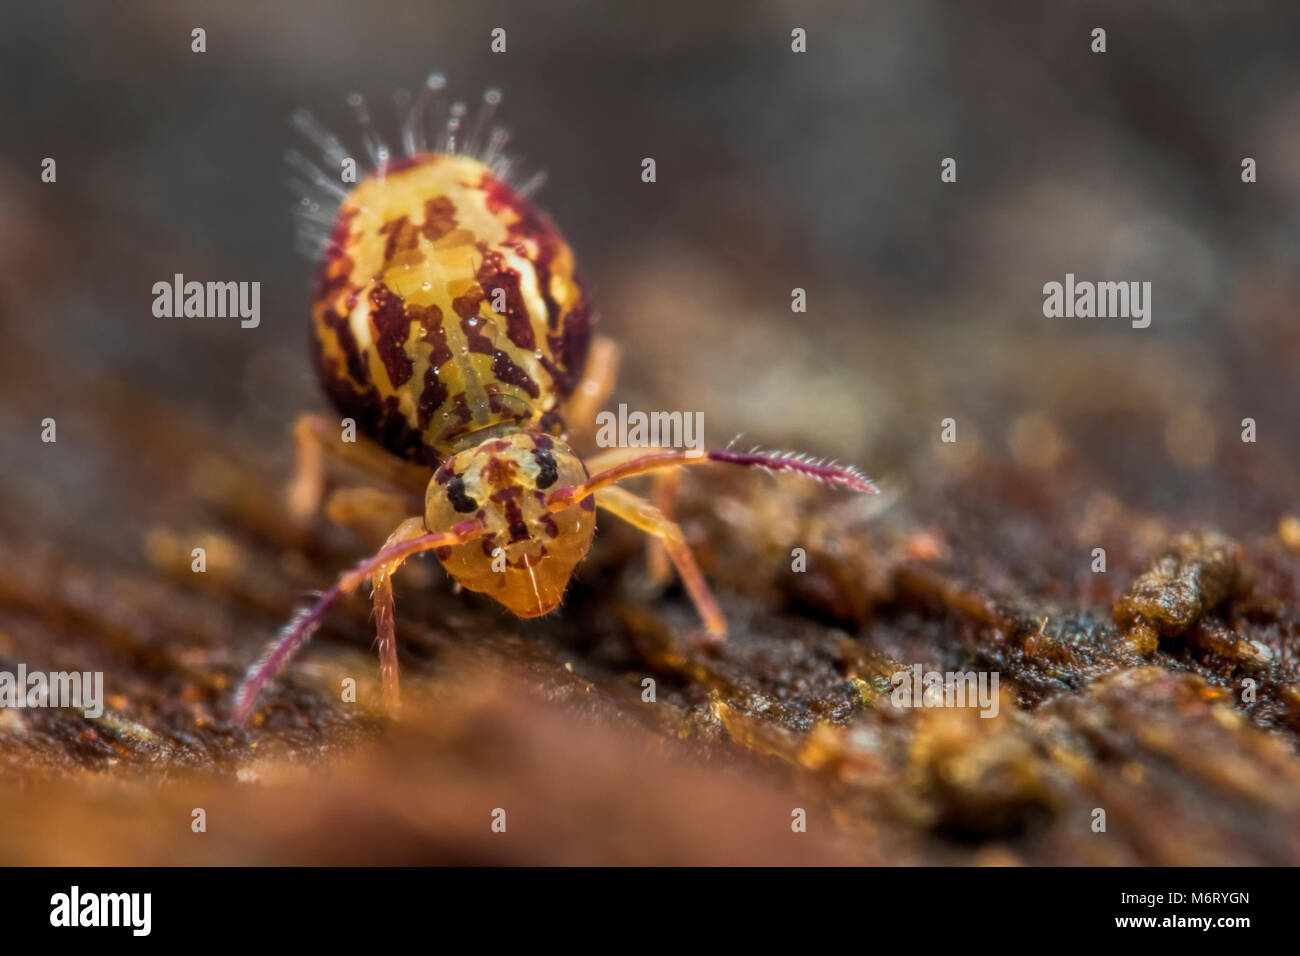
[
  {"left": 233, "top": 520, "right": 485, "bottom": 722},
  {"left": 545, "top": 447, "right": 879, "bottom": 513},
  {"left": 708, "top": 447, "right": 878, "bottom": 493}
]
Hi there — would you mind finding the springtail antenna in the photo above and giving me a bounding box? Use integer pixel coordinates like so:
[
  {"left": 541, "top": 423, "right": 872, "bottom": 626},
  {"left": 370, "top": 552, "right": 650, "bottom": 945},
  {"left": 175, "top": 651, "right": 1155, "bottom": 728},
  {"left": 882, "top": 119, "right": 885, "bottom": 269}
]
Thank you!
[
  {"left": 545, "top": 447, "right": 878, "bottom": 512},
  {"left": 233, "top": 519, "right": 483, "bottom": 723}
]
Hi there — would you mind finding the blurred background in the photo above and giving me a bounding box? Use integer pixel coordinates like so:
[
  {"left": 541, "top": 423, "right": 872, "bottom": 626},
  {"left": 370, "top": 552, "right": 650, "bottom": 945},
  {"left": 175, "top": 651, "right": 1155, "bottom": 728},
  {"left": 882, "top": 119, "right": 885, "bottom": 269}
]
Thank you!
[
  {"left": 2, "top": 1, "right": 1300, "bottom": 865},
  {"left": 4, "top": 0, "right": 1300, "bottom": 541}
]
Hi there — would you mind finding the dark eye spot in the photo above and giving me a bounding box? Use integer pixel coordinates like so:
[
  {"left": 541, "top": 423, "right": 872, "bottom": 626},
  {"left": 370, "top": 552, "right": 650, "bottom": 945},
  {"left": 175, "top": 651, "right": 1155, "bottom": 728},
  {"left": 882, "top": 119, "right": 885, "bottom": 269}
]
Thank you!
[
  {"left": 446, "top": 475, "right": 479, "bottom": 513},
  {"left": 532, "top": 448, "right": 558, "bottom": 489}
]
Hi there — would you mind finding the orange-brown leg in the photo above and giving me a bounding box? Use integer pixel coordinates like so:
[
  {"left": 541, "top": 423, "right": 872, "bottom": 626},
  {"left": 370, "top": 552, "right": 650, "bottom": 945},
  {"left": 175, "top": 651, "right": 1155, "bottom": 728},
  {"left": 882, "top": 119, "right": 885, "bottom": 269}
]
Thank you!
[
  {"left": 584, "top": 445, "right": 684, "bottom": 587},
  {"left": 234, "top": 515, "right": 486, "bottom": 722},
  {"left": 646, "top": 468, "right": 680, "bottom": 586},
  {"left": 368, "top": 517, "right": 430, "bottom": 713},
  {"left": 594, "top": 485, "right": 725, "bottom": 637},
  {"left": 287, "top": 413, "right": 430, "bottom": 521},
  {"left": 560, "top": 337, "right": 681, "bottom": 580},
  {"left": 562, "top": 335, "right": 621, "bottom": 444},
  {"left": 326, "top": 486, "right": 423, "bottom": 542},
  {"left": 537, "top": 447, "right": 876, "bottom": 647}
]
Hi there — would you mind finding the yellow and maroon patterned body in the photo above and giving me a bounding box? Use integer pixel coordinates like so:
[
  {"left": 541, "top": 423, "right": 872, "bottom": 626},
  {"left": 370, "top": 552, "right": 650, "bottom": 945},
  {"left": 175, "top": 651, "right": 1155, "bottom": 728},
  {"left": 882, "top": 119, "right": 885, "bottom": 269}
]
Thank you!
[
  {"left": 232, "top": 82, "right": 879, "bottom": 721},
  {"left": 311, "top": 154, "right": 592, "bottom": 465}
]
